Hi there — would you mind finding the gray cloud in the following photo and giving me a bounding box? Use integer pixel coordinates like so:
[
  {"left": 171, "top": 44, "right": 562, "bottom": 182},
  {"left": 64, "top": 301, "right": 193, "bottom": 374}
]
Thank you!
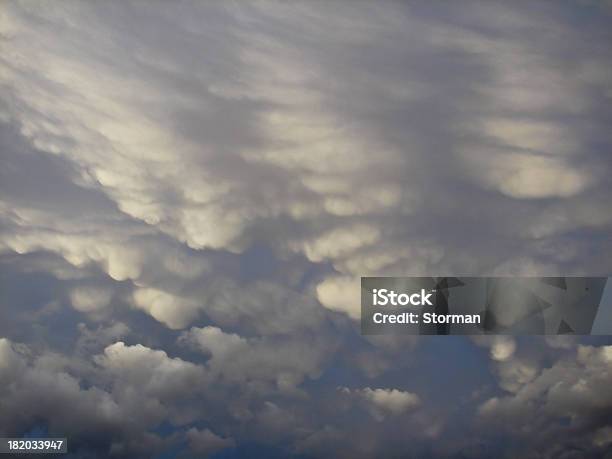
[
  {"left": 1, "top": 1, "right": 612, "bottom": 458},
  {"left": 477, "top": 344, "right": 612, "bottom": 459}
]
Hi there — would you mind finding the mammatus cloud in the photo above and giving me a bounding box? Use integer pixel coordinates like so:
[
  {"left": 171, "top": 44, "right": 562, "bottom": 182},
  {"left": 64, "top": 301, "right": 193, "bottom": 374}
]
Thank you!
[
  {"left": 132, "top": 288, "right": 201, "bottom": 330},
  {"left": 316, "top": 275, "right": 362, "bottom": 320},
  {"left": 1, "top": 1, "right": 612, "bottom": 458}
]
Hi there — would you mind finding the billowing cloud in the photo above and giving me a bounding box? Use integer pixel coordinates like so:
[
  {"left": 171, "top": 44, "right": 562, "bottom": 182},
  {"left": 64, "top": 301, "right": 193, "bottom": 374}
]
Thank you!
[
  {"left": 340, "top": 386, "right": 421, "bottom": 421},
  {"left": 186, "top": 427, "right": 235, "bottom": 457},
  {"left": 316, "top": 275, "right": 361, "bottom": 319},
  {"left": 132, "top": 288, "right": 201, "bottom": 330},
  {"left": 1, "top": 1, "right": 611, "bottom": 458},
  {"left": 179, "top": 326, "right": 333, "bottom": 393},
  {"left": 490, "top": 337, "right": 517, "bottom": 362},
  {"left": 0, "top": 338, "right": 172, "bottom": 457},
  {"left": 478, "top": 344, "right": 612, "bottom": 458},
  {"left": 70, "top": 286, "right": 113, "bottom": 313}
]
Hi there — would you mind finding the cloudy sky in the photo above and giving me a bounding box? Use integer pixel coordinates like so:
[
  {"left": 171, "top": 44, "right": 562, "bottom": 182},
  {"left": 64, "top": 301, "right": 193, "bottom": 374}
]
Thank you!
[{"left": 1, "top": 1, "right": 612, "bottom": 458}]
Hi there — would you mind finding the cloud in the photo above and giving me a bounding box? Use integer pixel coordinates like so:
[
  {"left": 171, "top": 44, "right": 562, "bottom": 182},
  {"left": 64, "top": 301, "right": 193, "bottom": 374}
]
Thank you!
[
  {"left": 132, "top": 288, "right": 201, "bottom": 330},
  {"left": 179, "top": 326, "right": 334, "bottom": 393},
  {"left": 185, "top": 427, "right": 235, "bottom": 457},
  {"left": 0, "top": 338, "right": 25, "bottom": 378},
  {"left": 477, "top": 344, "right": 612, "bottom": 458},
  {"left": 1, "top": 1, "right": 612, "bottom": 458},
  {"left": 490, "top": 337, "right": 517, "bottom": 362},
  {"left": 0, "top": 338, "right": 155, "bottom": 457},
  {"left": 70, "top": 286, "right": 113, "bottom": 313},
  {"left": 461, "top": 147, "right": 599, "bottom": 199},
  {"left": 96, "top": 342, "right": 207, "bottom": 401},
  {"left": 340, "top": 386, "right": 421, "bottom": 421},
  {"left": 3, "top": 0, "right": 610, "bottom": 290},
  {"left": 316, "top": 275, "right": 361, "bottom": 320},
  {"left": 75, "top": 322, "right": 131, "bottom": 354}
]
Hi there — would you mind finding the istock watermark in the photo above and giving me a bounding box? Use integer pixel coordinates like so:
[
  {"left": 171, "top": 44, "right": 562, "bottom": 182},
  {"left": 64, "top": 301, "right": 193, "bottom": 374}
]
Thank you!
[
  {"left": 361, "top": 277, "right": 612, "bottom": 335},
  {"left": 371, "top": 288, "right": 434, "bottom": 306}
]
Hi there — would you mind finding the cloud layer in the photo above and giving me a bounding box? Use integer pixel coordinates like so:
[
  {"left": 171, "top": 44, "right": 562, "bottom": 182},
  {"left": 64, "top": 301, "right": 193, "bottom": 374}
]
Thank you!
[{"left": 1, "top": 1, "right": 612, "bottom": 458}]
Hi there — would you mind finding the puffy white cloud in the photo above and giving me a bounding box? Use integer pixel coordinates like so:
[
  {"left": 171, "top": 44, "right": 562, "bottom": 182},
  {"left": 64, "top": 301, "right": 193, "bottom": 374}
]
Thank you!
[
  {"left": 0, "top": 339, "right": 124, "bottom": 446},
  {"left": 179, "top": 326, "right": 333, "bottom": 393},
  {"left": 186, "top": 427, "right": 235, "bottom": 457},
  {"left": 461, "top": 147, "right": 597, "bottom": 199},
  {"left": 489, "top": 337, "right": 516, "bottom": 362},
  {"left": 477, "top": 344, "right": 612, "bottom": 457},
  {"left": 70, "top": 286, "right": 113, "bottom": 312},
  {"left": 0, "top": 338, "right": 215, "bottom": 457},
  {"left": 360, "top": 387, "right": 421, "bottom": 416},
  {"left": 294, "top": 224, "right": 381, "bottom": 263},
  {"left": 179, "top": 326, "right": 247, "bottom": 359},
  {"left": 0, "top": 227, "right": 146, "bottom": 281},
  {"left": 132, "top": 288, "right": 201, "bottom": 330},
  {"left": 341, "top": 386, "right": 421, "bottom": 421},
  {"left": 316, "top": 275, "right": 361, "bottom": 320},
  {"left": 96, "top": 342, "right": 207, "bottom": 400},
  {"left": 472, "top": 335, "right": 516, "bottom": 362}
]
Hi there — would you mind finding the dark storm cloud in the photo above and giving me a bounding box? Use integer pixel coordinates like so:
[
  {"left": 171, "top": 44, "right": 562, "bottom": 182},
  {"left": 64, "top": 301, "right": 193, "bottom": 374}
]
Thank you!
[
  {"left": 473, "top": 338, "right": 612, "bottom": 459},
  {"left": 1, "top": 1, "right": 612, "bottom": 458}
]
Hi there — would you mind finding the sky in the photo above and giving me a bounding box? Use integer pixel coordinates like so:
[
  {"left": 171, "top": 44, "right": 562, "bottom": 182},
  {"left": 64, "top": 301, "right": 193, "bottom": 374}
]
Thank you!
[{"left": 1, "top": 1, "right": 612, "bottom": 458}]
